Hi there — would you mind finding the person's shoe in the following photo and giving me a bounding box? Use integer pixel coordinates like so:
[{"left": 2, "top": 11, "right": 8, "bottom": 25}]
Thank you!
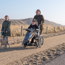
[
  {"left": 24, "top": 44, "right": 26, "bottom": 48},
  {"left": 3, "top": 45, "right": 7, "bottom": 48}
]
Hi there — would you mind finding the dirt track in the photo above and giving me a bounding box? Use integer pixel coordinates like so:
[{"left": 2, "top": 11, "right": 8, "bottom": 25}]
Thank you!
[{"left": 0, "top": 34, "right": 65, "bottom": 65}]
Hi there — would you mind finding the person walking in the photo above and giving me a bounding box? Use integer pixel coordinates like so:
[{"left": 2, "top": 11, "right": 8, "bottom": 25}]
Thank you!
[
  {"left": 34, "top": 9, "right": 44, "bottom": 34},
  {"left": 1, "top": 15, "right": 11, "bottom": 48}
]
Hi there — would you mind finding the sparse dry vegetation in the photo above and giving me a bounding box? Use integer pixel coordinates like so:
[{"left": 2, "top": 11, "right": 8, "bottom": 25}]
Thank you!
[
  {"left": 11, "top": 25, "right": 65, "bottom": 37},
  {"left": 0, "top": 18, "right": 65, "bottom": 37},
  {"left": 0, "top": 24, "right": 65, "bottom": 37}
]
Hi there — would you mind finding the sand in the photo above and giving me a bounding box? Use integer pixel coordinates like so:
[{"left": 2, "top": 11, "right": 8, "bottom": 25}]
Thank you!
[{"left": 0, "top": 33, "right": 65, "bottom": 65}]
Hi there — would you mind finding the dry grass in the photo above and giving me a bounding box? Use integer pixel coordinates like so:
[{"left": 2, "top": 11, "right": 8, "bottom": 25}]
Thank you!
[
  {"left": 0, "top": 25, "right": 65, "bottom": 37},
  {"left": 42, "top": 25, "right": 65, "bottom": 34}
]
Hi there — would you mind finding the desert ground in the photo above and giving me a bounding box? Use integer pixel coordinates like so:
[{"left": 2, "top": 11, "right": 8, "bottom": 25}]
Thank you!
[{"left": 0, "top": 32, "right": 65, "bottom": 65}]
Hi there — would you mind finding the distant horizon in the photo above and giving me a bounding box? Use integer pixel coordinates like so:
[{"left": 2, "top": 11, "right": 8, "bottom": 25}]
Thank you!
[{"left": 0, "top": 17, "right": 65, "bottom": 26}]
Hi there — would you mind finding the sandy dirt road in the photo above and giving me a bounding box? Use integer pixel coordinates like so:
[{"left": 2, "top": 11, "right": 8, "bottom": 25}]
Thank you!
[
  {"left": 45, "top": 53, "right": 65, "bottom": 65},
  {"left": 0, "top": 34, "right": 65, "bottom": 65}
]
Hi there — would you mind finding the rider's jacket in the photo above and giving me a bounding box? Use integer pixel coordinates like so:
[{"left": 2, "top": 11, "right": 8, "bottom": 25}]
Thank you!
[
  {"left": 28, "top": 24, "right": 39, "bottom": 29},
  {"left": 34, "top": 15, "right": 44, "bottom": 25}
]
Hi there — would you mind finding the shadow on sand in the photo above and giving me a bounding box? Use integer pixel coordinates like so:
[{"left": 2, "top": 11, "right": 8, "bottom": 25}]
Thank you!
[{"left": 0, "top": 46, "right": 36, "bottom": 53}]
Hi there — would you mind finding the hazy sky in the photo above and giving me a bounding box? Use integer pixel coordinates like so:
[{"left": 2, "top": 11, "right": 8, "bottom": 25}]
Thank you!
[{"left": 0, "top": 0, "right": 65, "bottom": 25}]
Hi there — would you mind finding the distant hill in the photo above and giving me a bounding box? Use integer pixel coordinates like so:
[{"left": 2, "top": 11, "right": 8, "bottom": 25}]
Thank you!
[
  {"left": 0, "top": 18, "right": 64, "bottom": 26},
  {"left": 44, "top": 20, "right": 63, "bottom": 26}
]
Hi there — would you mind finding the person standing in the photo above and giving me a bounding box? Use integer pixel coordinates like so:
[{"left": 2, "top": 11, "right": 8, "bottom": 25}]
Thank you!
[
  {"left": 1, "top": 15, "right": 11, "bottom": 48},
  {"left": 34, "top": 9, "right": 44, "bottom": 34}
]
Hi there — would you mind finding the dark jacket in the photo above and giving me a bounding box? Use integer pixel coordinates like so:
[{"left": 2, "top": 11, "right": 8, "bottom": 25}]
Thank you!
[
  {"left": 34, "top": 15, "right": 44, "bottom": 25},
  {"left": 1, "top": 20, "right": 11, "bottom": 36},
  {"left": 28, "top": 24, "right": 39, "bottom": 29}
]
